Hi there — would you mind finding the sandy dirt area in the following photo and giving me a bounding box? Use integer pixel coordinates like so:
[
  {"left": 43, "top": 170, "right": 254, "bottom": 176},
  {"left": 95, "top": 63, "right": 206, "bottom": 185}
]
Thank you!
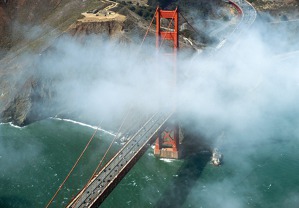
[{"left": 78, "top": 0, "right": 126, "bottom": 22}]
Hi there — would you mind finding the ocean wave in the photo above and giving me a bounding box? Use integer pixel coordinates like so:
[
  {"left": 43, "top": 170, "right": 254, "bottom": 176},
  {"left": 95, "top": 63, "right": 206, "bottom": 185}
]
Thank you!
[
  {"left": 50, "top": 117, "right": 116, "bottom": 137},
  {"left": 0, "top": 122, "right": 25, "bottom": 129}
]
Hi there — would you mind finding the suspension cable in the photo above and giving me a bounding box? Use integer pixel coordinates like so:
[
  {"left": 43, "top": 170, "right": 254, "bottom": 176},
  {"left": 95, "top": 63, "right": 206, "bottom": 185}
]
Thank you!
[
  {"left": 45, "top": 120, "right": 103, "bottom": 208},
  {"left": 179, "top": 12, "right": 201, "bottom": 36},
  {"left": 89, "top": 110, "right": 130, "bottom": 181},
  {"left": 70, "top": 110, "right": 131, "bottom": 207},
  {"left": 140, "top": 7, "right": 158, "bottom": 48}
]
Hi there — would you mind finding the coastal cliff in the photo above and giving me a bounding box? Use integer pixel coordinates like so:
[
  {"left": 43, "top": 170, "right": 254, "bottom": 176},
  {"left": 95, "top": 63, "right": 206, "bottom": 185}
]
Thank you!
[
  {"left": 1, "top": 0, "right": 295, "bottom": 126},
  {"left": 0, "top": 0, "right": 128, "bottom": 125}
]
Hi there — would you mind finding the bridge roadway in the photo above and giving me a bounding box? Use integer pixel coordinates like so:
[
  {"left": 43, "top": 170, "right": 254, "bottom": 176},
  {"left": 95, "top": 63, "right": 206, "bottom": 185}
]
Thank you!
[
  {"left": 229, "top": 0, "right": 257, "bottom": 38},
  {"left": 67, "top": 111, "right": 173, "bottom": 208},
  {"left": 214, "top": 0, "right": 257, "bottom": 51},
  {"left": 187, "top": 0, "right": 256, "bottom": 55}
]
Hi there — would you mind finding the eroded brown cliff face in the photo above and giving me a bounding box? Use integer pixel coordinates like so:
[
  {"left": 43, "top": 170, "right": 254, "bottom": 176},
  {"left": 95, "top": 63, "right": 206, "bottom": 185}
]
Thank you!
[
  {"left": 69, "top": 21, "right": 124, "bottom": 37},
  {"left": 68, "top": 11, "right": 126, "bottom": 38}
]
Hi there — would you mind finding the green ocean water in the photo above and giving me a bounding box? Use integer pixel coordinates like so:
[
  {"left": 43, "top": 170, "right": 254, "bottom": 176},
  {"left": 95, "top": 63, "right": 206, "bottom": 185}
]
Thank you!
[{"left": 0, "top": 119, "right": 298, "bottom": 208}]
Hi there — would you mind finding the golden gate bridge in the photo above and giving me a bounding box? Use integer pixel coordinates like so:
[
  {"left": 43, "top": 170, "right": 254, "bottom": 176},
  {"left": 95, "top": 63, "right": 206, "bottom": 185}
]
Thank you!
[{"left": 45, "top": 1, "right": 256, "bottom": 207}]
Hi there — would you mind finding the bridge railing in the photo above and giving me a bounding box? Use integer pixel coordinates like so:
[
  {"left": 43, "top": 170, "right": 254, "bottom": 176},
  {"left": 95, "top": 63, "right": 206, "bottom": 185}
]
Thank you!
[{"left": 67, "top": 110, "right": 173, "bottom": 208}]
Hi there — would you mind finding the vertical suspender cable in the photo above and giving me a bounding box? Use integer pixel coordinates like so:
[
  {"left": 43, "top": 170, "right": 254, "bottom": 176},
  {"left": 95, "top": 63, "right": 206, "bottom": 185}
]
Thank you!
[{"left": 140, "top": 7, "right": 158, "bottom": 48}]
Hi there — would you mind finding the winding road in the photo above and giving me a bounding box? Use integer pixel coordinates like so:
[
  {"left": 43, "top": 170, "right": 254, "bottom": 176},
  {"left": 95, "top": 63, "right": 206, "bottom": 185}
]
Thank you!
[{"left": 214, "top": 0, "right": 257, "bottom": 51}]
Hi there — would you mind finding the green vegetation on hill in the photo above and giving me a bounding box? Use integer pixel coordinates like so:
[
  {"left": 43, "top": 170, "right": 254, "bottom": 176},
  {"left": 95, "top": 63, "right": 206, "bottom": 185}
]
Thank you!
[
  {"left": 119, "top": 1, "right": 156, "bottom": 20},
  {"left": 147, "top": 0, "right": 223, "bottom": 18},
  {"left": 148, "top": 0, "right": 174, "bottom": 9}
]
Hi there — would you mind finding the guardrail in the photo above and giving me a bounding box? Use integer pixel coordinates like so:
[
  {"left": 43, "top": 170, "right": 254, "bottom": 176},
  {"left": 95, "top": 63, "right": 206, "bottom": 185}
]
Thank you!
[
  {"left": 214, "top": 0, "right": 257, "bottom": 51},
  {"left": 229, "top": 0, "right": 243, "bottom": 16}
]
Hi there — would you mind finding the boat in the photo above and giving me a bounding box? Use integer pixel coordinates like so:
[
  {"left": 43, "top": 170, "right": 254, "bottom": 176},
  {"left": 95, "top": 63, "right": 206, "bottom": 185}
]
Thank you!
[{"left": 211, "top": 148, "right": 222, "bottom": 166}]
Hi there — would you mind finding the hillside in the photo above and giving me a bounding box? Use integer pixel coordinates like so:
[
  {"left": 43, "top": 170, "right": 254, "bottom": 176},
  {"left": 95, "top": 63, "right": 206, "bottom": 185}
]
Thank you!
[
  {"left": 0, "top": 0, "right": 228, "bottom": 57},
  {"left": 0, "top": 0, "right": 230, "bottom": 126},
  {"left": 1, "top": 0, "right": 297, "bottom": 126},
  {"left": 252, "top": 0, "right": 299, "bottom": 18},
  {"left": 0, "top": 0, "right": 110, "bottom": 58}
]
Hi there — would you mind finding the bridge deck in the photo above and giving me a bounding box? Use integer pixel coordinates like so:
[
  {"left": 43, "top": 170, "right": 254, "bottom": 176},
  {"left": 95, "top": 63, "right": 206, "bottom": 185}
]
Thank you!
[{"left": 67, "top": 111, "right": 173, "bottom": 208}]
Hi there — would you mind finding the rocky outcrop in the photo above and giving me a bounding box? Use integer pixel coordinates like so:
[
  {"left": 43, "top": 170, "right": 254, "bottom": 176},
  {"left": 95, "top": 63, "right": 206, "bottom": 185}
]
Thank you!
[
  {"left": 68, "top": 19, "right": 125, "bottom": 38},
  {"left": 1, "top": 77, "right": 34, "bottom": 125},
  {"left": 0, "top": 55, "right": 56, "bottom": 125}
]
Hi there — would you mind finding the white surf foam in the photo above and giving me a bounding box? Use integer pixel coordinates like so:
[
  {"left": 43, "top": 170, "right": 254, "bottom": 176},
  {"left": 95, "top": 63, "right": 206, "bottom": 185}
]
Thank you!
[
  {"left": 0, "top": 122, "right": 25, "bottom": 129},
  {"left": 50, "top": 117, "right": 116, "bottom": 137},
  {"left": 160, "top": 158, "right": 175, "bottom": 163},
  {"left": 9, "top": 122, "right": 24, "bottom": 129}
]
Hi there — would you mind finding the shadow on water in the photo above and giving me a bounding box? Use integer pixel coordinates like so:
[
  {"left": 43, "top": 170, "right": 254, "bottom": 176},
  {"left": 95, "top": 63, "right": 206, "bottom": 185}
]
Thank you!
[
  {"left": 0, "top": 196, "right": 32, "bottom": 208},
  {"left": 155, "top": 129, "right": 211, "bottom": 208}
]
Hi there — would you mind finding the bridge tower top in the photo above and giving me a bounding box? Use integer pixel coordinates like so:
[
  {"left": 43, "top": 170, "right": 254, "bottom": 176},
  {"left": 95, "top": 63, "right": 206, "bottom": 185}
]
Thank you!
[
  {"left": 155, "top": 7, "right": 179, "bottom": 52},
  {"left": 155, "top": 7, "right": 179, "bottom": 90}
]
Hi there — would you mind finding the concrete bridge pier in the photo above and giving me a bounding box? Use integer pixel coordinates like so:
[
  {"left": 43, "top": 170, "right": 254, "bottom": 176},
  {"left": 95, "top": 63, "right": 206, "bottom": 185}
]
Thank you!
[{"left": 154, "top": 122, "right": 182, "bottom": 159}]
